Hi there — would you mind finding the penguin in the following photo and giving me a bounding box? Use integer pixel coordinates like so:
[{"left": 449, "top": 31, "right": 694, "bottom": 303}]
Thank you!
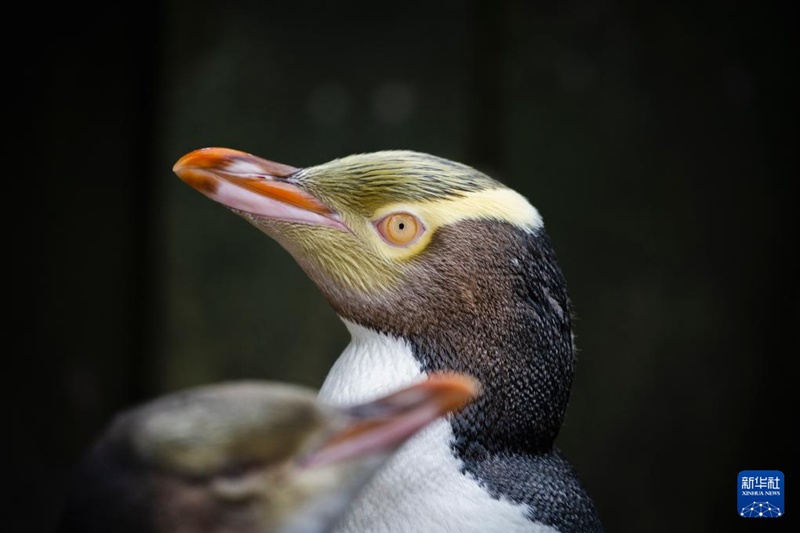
[
  {"left": 57, "top": 372, "right": 479, "bottom": 533},
  {"left": 173, "top": 147, "right": 604, "bottom": 532}
]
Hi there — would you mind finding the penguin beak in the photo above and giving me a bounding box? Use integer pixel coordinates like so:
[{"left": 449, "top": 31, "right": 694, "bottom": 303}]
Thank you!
[
  {"left": 172, "top": 147, "right": 347, "bottom": 230},
  {"left": 301, "top": 373, "right": 481, "bottom": 469}
]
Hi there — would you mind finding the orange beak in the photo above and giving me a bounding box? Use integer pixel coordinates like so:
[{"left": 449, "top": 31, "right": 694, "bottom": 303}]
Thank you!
[
  {"left": 301, "top": 372, "right": 481, "bottom": 469},
  {"left": 173, "top": 147, "right": 346, "bottom": 229}
]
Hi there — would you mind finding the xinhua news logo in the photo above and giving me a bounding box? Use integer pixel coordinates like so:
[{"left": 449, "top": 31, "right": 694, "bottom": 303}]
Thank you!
[{"left": 738, "top": 470, "right": 784, "bottom": 518}]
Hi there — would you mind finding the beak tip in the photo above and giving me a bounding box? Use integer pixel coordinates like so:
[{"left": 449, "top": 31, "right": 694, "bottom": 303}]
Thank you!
[
  {"left": 435, "top": 372, "right": 482, "bottom": 399},
  {"left": 172, "top": 147, "right": 223, "bottom": 174},
  {"left": 416, "top": 372, "right": 483, "bottom": 417}
]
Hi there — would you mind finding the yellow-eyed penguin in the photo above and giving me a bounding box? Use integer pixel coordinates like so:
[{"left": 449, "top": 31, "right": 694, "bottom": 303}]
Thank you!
[
  {"left": 173, "top": 147, "right": 603, "bottom": 532},
  {"left": 57, "top": 372, "right": 479, "bottom": 533}
]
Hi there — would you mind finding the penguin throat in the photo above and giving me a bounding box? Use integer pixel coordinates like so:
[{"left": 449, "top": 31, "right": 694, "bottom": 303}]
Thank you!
[
  {"left": 317, "top": 317, "right": 566, "bottom": 458},
  {"left": 317, "top": 320, "right": 425, "bottom": 405}
]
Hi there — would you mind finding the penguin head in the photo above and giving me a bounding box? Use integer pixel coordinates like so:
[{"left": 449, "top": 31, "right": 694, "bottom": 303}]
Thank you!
[
  {"left": 172, "top": 148, "right": 543, "bottom": 323},
  {"left": 59, "top": 373, "right": 479, "bottom": 533}
]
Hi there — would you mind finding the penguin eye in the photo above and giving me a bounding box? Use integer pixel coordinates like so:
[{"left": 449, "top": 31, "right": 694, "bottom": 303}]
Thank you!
[{"left": 375, "top": 212, "right": 424, "bottom": 247}]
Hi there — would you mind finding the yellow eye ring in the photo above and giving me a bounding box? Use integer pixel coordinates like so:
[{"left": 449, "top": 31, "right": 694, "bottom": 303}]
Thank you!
[{"left": 376, "top": 212, "right": 425, "bottom": 247}]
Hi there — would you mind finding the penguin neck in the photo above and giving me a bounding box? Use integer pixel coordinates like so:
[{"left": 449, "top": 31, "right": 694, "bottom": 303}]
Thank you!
[
  {"left": 317, "top": 222, "right": 575, "bottom": 457},
  {"left": 317, "top": 320, "right": 424, "bottom": 405}
]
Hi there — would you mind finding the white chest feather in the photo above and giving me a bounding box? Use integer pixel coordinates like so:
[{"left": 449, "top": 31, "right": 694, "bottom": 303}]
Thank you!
[{"left": 317, "top": 320, "right": 557, "bottom": 533}]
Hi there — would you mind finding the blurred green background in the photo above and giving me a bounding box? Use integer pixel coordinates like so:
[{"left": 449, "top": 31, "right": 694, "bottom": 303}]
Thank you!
[{"left": 12, "top": 1, "right": 796, "bottom": 532}]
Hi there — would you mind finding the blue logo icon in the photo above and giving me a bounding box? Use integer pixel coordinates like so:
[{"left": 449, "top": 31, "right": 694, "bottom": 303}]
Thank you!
[{"left": 738, "top": 470, "right": 784, "bottom": 518}]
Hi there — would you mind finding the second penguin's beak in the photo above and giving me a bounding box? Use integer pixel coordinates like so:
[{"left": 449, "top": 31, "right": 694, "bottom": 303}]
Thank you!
[{"left": 301, "top": 372, "right": 481, "bottom": 468}]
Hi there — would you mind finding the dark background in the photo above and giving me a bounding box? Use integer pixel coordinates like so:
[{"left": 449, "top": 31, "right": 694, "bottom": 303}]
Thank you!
[{"left": 11, "top": 1, "right": 796, "bottom": 532}]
